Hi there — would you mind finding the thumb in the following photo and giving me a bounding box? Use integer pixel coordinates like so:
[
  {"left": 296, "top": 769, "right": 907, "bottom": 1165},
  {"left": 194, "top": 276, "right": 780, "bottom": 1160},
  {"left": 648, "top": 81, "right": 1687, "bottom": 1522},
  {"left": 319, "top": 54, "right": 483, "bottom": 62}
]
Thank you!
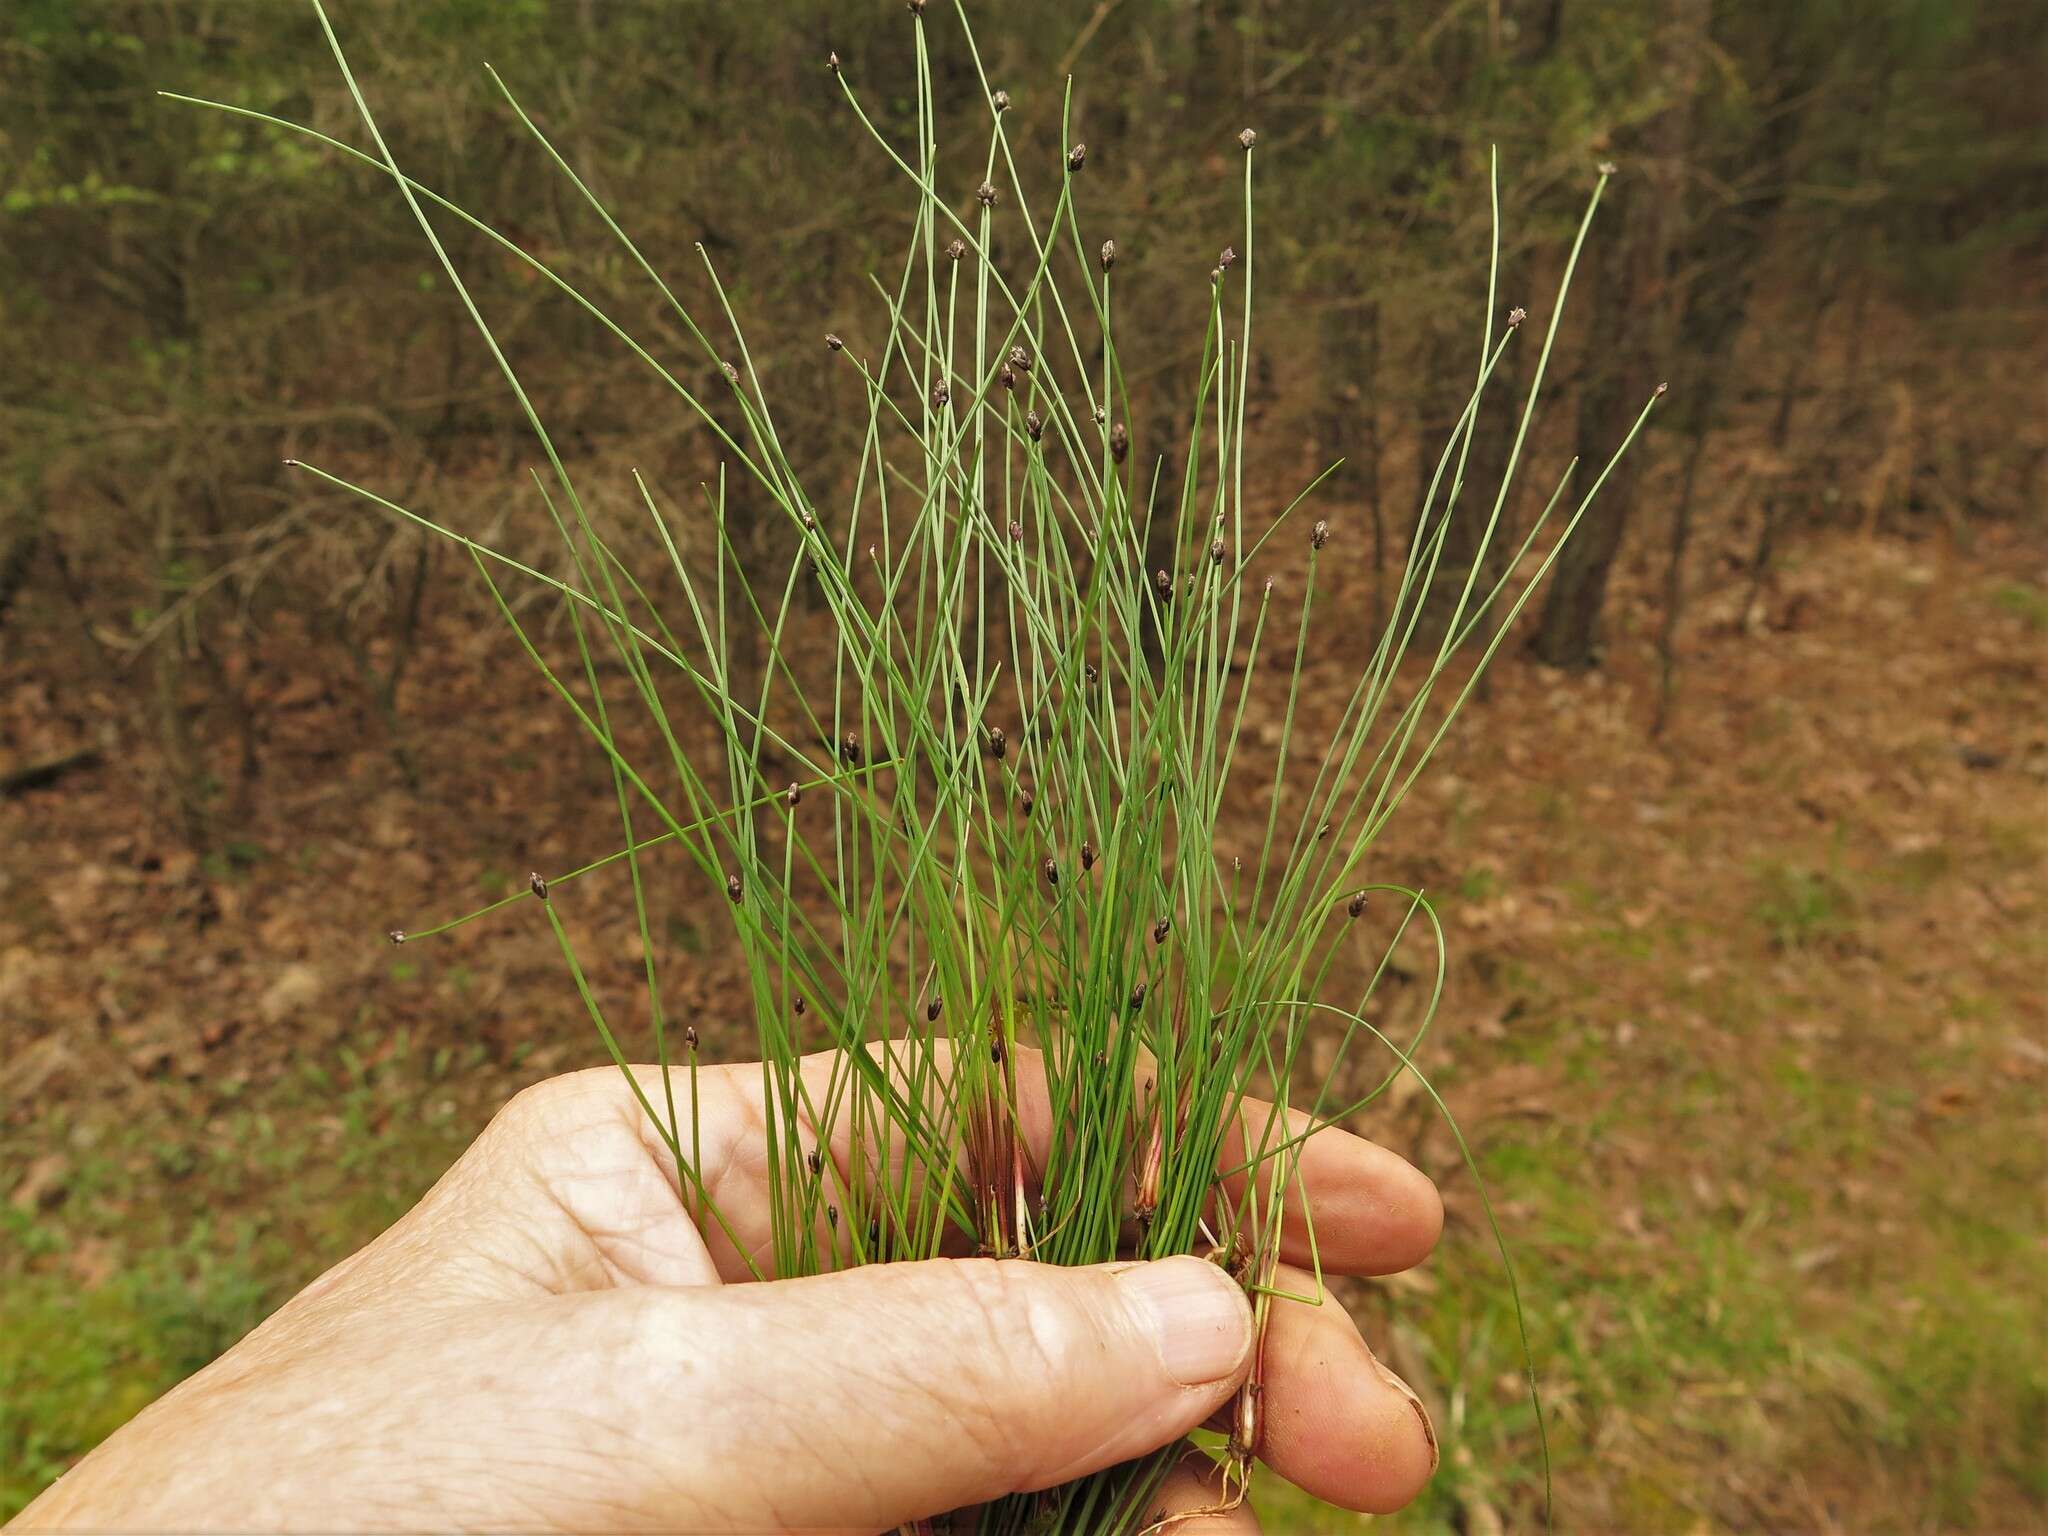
[{"left": 605, "top": 1255, "right": 1253, "bottom": 1531}]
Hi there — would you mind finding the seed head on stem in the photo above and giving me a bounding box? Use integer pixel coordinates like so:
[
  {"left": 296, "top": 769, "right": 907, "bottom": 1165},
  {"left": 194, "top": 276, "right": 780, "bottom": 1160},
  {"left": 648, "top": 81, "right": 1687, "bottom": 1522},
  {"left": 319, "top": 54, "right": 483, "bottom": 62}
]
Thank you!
[
  {"left": 975, "top": 180, "right": 999, "bottom": 209},
  {"left": 528, "top": 872, "right": 548, "bottom": 901},
  {"left": 1100, "top": 238, "right": 1117, "bottom": 271},
  {"left": 1067, "top": 143, "right": 1086, "bottom": 173}
]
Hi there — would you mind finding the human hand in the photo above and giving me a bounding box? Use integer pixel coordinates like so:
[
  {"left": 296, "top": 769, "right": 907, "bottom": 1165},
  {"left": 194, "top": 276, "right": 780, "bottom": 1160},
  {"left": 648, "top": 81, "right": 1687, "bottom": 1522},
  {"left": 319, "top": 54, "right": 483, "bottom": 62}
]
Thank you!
[{"left": 12, "top": 1052, "right": 1441, "bottom": 1533}]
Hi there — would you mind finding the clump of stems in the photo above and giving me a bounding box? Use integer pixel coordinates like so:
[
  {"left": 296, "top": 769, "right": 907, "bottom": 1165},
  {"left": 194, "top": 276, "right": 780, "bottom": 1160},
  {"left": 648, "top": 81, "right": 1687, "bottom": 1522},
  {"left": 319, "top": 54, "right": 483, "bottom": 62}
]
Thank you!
[{"left": 177, "top": 1, "right": 1659, "bottom": 1528}]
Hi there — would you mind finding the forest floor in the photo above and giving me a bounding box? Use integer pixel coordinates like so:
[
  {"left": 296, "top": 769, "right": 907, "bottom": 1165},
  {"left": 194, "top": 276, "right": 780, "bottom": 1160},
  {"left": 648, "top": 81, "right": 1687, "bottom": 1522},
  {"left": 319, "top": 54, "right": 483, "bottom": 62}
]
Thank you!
[{"left": 3, "top": 518, "right": 2044, "bottom": 1531}]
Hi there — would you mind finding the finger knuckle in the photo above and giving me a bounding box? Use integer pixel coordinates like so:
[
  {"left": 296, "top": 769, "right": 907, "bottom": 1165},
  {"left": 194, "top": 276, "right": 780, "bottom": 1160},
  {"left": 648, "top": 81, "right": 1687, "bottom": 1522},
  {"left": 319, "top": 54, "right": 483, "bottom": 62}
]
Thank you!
[{"left": 932, "top": 1259, "right": 1083, "bottom": 1460}]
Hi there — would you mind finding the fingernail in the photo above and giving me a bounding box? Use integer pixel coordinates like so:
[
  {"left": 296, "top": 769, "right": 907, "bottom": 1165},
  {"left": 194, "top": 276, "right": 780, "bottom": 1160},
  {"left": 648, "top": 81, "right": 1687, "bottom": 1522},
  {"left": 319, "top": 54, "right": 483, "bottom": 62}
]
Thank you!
[
  {"left": 1117, "top": 1256, "right": 1252, "bottom": 1386},
  {"left": 1369, "top": 1350, "right": 1439, "bottom": 1472}
]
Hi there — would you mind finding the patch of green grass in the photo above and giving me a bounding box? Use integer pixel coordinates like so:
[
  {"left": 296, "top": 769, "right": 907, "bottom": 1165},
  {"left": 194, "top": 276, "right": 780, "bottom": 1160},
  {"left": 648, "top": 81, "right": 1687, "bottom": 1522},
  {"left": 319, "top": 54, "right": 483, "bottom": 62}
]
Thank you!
[
  {"left": 0, "top": 1028, "right": 491, "bottom": 1517},
  {"left": 1991, "top": 580, "right": 2048, "bottom": 631},
  {"left": 1751, "top": 858, "right": 1857, "bottom": 950},
  {"left": 0, "top": 1214, "right": 271, "bottom": 1520},
  {"left": 1455, "top": 865, "right": 1502, "bottom": 903}
]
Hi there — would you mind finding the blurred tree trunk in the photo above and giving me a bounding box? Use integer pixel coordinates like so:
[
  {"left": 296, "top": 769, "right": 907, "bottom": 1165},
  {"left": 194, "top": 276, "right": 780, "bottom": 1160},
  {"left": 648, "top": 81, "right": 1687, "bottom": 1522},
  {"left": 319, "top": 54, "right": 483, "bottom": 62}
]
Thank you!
[
  {"left": 1530, "top": 0, "right": 1707, "bottom": 671},
  {"left": 1652, "top": 6, "right": 1827, "bottom": 727},
  {"left": 1410, "top": 313, "right": 1521, "bottom": 651},
  {"left": 0, "top": 480, "right": 41, "bottom": 635},
  {"left": 1315, "top": 296, "right": 1384, "bottom": 631}
]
